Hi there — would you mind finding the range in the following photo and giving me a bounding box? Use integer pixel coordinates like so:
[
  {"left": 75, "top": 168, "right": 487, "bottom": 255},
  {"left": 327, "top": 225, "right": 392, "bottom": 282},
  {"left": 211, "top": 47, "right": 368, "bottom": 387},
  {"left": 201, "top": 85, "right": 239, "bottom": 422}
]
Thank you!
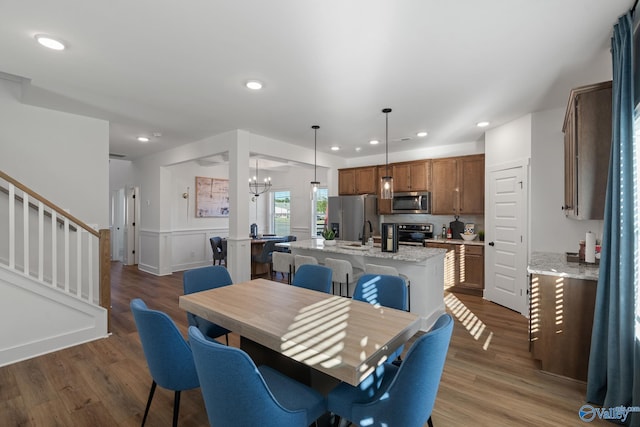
[{"left": 397, "top": 223, "right": 434, "bottom": 246}]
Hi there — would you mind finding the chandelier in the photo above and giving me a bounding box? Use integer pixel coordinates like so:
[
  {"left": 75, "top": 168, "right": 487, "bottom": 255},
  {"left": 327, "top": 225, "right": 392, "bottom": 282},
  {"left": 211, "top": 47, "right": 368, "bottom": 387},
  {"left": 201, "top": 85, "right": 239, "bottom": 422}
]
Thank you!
[{"left": 249, "top": 159, "right": 272, "bottom": 197}]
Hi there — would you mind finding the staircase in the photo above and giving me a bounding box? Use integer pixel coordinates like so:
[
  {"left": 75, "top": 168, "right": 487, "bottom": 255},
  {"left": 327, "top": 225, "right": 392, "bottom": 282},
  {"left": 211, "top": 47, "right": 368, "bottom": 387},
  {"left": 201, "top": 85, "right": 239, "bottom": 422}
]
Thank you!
[{"left": 0, "top": 170, "right": 110, "bottom": 367}]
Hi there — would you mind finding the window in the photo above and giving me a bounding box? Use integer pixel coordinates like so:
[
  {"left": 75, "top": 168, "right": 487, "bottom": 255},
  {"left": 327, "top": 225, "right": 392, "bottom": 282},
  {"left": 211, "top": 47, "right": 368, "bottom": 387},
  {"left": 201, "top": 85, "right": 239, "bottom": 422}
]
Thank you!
[
  {"left": 312, "top": 188, "right": 328, "bottom": 236},
  {"left": 272, "top": 191, "right": 291, "bottom": 236}
]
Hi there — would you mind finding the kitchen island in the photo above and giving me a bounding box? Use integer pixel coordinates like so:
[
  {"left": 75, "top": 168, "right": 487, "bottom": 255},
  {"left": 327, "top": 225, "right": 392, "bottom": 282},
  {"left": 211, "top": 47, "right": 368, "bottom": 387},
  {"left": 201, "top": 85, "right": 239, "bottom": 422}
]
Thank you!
[{"left": 286, "top": 239, "right": 446, "bottom": 331}]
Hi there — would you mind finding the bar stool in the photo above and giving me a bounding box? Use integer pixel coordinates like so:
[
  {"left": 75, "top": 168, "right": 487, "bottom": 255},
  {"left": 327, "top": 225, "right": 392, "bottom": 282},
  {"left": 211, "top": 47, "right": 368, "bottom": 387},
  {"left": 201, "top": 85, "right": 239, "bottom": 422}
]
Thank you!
[
  {"left": 293, "top": 254, "right": 318, "bottom": 283},
  {"left": 364, "top": 263, "right": 411, "bottom": 311},
  {"left": 324, "top": 258, "right": 363, "bottom": 297},
  {"left": 272, "top": 251, "right": 295, "bottom": 284}
]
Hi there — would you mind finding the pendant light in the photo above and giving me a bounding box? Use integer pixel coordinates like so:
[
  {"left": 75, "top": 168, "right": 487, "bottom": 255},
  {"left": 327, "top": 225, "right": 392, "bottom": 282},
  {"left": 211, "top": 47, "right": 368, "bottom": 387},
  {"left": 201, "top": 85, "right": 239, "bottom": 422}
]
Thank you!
[
  {"left": 380, "top": 108, "right": 394, "bottom": 199},
  {"left": 248, "top": 158, "right": 272, "bottom": 197},
  {"left": 310, "top": 125, "right": 320, "bottom": 193}
]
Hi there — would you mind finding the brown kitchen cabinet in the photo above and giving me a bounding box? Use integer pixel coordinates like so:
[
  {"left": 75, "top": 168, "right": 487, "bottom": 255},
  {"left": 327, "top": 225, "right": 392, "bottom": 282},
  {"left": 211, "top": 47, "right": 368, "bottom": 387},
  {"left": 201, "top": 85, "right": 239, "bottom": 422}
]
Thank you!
[
  {"left": 425, "top": 241, "right": 484, "bottom": 296},
  {"left": 338, "top": 166, "right": 377, "bottom": 195},
  {"left": 392, "top": 160, "right": 431, "bottom": 192},
  {"left": 529, "top": 273, "right": 597, "bottom": 381},
  {"left": 562, "top": 81, "right": 612, "bottom": 220},
  {"left": 431, "top": 154, "right": 484, "bottom": 215}
]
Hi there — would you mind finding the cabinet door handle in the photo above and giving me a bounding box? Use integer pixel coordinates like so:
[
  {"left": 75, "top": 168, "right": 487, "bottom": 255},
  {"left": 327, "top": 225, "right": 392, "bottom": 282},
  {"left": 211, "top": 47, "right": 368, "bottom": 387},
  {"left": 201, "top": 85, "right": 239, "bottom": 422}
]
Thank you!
[{"left": 488, "top": 241, "right": 495, "bottom": 246}]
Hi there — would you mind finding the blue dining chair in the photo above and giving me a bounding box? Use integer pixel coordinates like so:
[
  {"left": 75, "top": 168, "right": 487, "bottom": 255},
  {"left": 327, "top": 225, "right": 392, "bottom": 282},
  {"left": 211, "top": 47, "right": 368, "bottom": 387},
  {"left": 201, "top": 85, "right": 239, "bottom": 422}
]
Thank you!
[
  {"left": 130, "top": 299, "right": 200, "bottom": 427},
  {"left": 183, "top": 265, "right": 232, "bottom": 344},
  {"left": 327, "top": 313, "right": 453, "bottom": 427},
  {"left": 188, "top": 326, "right": 327, "bottom": 426},
  {"left": 292, "top": 264, "right": 333, "bottom": 293},
  {"left": 353, "top": 273, "right": 408, "bottom": 363}
]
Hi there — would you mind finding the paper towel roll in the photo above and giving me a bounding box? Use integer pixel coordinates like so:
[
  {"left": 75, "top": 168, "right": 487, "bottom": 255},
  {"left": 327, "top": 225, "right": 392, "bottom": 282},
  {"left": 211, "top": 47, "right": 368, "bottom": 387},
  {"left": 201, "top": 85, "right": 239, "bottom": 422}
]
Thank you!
[{"left": 585, "top": 231, "right": 596, "bottom": 263}]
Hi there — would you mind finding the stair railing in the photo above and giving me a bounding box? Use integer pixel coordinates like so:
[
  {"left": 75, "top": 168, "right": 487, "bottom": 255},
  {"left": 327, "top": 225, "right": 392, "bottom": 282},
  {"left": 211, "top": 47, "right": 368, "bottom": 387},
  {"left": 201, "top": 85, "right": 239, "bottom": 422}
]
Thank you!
[{"left": 0, "top": 170, "right": 111, "bottom": 331}]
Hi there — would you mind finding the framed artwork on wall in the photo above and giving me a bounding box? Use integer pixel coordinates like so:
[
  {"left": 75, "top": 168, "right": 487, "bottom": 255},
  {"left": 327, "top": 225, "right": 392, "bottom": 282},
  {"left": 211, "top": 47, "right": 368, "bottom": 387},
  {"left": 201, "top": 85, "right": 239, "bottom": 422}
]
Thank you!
[{"left": 195, "top": 176, "right": 229, "bottom": 217}]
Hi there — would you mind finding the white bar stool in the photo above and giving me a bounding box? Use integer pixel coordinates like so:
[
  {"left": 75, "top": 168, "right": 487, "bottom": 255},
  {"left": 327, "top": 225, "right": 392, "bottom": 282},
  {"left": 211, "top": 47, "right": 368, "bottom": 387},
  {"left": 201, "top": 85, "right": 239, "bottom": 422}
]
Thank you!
[
  {"left": 324, "top": 258, "right": 363, "bottom": 297},
  {"left": 272, "top": 252, "right": 295, "bottom": 284},
  {"left": 364, "top": 263, "right": 411, "bottom": 311}
]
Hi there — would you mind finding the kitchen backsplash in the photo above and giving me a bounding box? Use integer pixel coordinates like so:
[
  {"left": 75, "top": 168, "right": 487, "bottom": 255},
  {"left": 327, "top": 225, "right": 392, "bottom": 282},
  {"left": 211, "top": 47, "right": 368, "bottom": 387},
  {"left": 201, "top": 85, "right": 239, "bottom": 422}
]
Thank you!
[{"left": 380, "top": 213, "right": 484, "bottom": 234}]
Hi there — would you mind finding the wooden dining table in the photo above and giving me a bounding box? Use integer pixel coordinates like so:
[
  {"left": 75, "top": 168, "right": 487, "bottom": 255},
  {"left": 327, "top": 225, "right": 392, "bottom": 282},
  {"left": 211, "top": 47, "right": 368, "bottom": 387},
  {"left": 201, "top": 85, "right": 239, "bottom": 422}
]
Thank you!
[{"left": 179, "top": 278, "right": 421, "bottom": 389}]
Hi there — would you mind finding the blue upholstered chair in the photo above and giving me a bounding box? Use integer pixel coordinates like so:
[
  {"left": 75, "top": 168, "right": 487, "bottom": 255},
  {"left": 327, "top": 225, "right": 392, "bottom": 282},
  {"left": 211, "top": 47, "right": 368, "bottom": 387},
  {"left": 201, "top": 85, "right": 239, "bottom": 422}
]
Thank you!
[
  {"left": 188, "top": 326, "right": 327, "bottom": 426},
  {"left": 130, "top": 299, "right": 200, "bottom": 427},
  {"left": 252, "top": 239, "right": 280, "bottom": 277},
  {"left": 292, "top": 264, "right": 333, "bottom": 294},
  {"left": 183, "top": 265, "right": 232, "bottom": 345},
  {"left": 327, "top": 313, "right": 453, "bottom": 427},
  {"left": 353, "top": 273, "right": 408, "bottom": 363}
]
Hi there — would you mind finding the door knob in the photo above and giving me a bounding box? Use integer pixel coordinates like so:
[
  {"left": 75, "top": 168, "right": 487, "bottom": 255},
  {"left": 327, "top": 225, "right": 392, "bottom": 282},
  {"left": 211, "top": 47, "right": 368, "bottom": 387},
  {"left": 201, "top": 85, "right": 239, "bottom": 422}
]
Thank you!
[{"left": 488, "top": 241, "right": 495, "bottom": 246}]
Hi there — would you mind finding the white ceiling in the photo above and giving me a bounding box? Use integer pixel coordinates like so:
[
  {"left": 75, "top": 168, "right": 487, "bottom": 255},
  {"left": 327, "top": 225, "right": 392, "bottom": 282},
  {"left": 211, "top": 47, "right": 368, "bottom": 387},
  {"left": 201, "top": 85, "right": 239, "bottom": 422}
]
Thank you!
[{"left": 0, "top": 1, "right": 633, "bottom": 161}]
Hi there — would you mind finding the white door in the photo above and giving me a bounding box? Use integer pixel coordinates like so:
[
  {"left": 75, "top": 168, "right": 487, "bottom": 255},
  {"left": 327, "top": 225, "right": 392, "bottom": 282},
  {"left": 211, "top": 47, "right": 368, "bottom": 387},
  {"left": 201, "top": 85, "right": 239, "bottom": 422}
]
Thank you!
[{"left": 485, "top": 163, "right": 528, "bottom": 315}]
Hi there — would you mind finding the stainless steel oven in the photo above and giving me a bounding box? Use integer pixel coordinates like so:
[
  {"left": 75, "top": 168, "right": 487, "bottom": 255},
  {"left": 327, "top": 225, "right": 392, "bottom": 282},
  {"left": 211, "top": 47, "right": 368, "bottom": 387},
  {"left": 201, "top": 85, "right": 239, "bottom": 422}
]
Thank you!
[{"left": 397, "top": 223, "right": 433, "bottom": 245}]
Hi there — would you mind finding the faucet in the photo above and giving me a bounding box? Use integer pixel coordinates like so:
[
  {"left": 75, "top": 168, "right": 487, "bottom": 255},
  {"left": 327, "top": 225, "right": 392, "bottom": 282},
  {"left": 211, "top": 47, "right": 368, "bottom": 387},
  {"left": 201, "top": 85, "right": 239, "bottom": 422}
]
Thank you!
[{"left": 361, "top": 220, "right": 373, "bottom": 245}]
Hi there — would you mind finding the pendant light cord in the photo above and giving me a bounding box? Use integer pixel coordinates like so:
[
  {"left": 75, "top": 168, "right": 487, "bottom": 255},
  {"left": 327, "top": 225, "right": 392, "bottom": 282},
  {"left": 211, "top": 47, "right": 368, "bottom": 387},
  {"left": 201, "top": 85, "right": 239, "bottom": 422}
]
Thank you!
[{"left": 382, "top": 108, "right": 392, "bottom": 176}]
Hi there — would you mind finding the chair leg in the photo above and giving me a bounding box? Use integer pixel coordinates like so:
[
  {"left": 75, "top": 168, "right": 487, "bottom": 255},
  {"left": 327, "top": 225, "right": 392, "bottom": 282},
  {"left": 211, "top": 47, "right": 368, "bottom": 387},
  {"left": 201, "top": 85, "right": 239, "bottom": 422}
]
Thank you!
[
  {"left": 172, "top": 390, "right": 181, "bottom": 427},
  {"left": 224, "top": 333, "right": 229, "bottom": 345},
  {"left": 141, "top": 380, "right": 157, "bottom": 426},
  {"left": 427, "top": 415, "right": 434, "bottom": 427}
]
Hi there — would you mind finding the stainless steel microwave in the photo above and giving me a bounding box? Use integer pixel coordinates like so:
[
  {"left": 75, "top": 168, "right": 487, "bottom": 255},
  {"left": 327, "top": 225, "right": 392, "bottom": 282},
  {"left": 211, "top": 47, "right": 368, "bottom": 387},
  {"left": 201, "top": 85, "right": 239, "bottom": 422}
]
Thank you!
[{"left": 392, "top": 192, "right": 431, "bottom": 214}]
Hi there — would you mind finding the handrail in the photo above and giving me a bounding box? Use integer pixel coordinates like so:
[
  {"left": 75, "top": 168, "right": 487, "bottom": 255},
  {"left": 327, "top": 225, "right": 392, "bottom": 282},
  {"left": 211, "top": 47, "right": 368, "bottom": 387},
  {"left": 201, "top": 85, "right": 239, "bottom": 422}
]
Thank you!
[
  {"left": 0, "top": 169, "right": 111, "bottom": 331},
  {"left": 0, "top": 170, "right": 98, "bottom": 238}
]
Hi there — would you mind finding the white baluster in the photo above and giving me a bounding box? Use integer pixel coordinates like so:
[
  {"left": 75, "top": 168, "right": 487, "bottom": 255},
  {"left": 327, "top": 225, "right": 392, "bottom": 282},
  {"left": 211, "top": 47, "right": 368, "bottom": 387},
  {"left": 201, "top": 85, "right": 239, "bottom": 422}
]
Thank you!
[
  {"left": 9, "top": 184, "right": 15, "bottom": 269},
  {"left": 38, "top": 201, "right": 44, "bottom": 281},
  {"left": 51, "top": 211, "right": 57, "bottom": 287},
  {"left": 77, "top": 228, "right": 82, "bottom": 298},
  {"left": 23, "top": 193, "right": 29, "bottom": 275},
  {"left": 64, "top": 217, "right": 70, "bottom": 292}
]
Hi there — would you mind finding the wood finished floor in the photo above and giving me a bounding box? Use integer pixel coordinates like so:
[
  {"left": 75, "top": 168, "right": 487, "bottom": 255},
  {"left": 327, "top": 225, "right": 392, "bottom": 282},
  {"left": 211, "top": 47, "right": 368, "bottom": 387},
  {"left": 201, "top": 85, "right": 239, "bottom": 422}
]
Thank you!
[{"left": 0, "top": 262, "right": 606, "bottom": 426}]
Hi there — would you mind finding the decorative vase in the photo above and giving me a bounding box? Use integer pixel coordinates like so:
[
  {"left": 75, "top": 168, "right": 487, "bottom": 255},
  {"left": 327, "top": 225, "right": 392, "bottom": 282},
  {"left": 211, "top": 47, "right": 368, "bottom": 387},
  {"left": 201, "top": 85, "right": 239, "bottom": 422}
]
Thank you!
[{"left": 323, "top": 239, "right": 336, "bottom": 246}]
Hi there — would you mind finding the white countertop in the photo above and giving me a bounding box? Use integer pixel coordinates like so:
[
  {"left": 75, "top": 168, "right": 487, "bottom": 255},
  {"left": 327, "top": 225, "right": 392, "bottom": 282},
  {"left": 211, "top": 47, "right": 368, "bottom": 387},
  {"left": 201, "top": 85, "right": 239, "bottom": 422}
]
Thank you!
[
  {"left": 528, "top": 251, "right": 600, "bottom": 281},
  {"left": 424, "top": 237, "right": 485, "bottom": 246},
  {"left": 285, "top": 239, "right": 446, "bottom": 263}
]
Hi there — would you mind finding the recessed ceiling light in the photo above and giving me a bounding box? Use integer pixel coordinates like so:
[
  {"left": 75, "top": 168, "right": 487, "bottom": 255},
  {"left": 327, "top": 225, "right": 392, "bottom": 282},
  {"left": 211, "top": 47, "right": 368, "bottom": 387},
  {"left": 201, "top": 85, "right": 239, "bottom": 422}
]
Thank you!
[
  {"left": 369, "top": 140, "right": 379, "bottom": 145},
  {"left": 416, "top": 131, "right": 428, "bottom": 137},
  {"left": 137, "top": 136, "right": 150, "bottom": 143},
  {"left": 331, "top": 146, "right": 340, "bottom": 151},
  {"left": 355, "top": 147, "right": 362, "bottom": 152},
  {"left": 476, "top": 121, "right": 490, "bottom": 128},
  {"left": 35, "top": 34, "right": 65, "bottom": 50},
  {"left": 245, "top": 80, "right": 263, "bottom": 90}
]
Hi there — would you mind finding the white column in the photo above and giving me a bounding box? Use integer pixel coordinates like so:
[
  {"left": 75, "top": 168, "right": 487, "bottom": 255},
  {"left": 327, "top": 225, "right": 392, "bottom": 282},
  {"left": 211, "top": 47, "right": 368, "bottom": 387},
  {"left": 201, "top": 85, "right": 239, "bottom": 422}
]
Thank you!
[{"left": 227, "top": 131, "right": 251, "bottom": 282}]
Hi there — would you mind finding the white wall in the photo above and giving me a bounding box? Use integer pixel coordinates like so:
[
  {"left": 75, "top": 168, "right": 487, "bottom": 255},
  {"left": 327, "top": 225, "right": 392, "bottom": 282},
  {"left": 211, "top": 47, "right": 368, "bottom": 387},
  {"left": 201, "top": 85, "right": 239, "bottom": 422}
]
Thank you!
[
  {"left": 530, "top": 108, "right": 603, "bottom": 253},
  {"left": 0, "top": 77, "right": 109, "bottom": 227}
]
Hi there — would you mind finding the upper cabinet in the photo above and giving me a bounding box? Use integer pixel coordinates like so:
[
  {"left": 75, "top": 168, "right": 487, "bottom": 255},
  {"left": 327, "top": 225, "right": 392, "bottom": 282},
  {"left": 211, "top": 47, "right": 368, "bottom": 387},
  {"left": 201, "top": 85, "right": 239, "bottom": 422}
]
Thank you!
[
  {"left": 338, "top": 166, "right": 377, "bottom": 195},
  {"left": 562, "top": 81, "right": 612, "bottom": 220},
  {"left": 392, "top": 160, "right": 431, "bottom": 192},
  {"left": 432, "top": 154, "right": 484, "bottom": 215}
]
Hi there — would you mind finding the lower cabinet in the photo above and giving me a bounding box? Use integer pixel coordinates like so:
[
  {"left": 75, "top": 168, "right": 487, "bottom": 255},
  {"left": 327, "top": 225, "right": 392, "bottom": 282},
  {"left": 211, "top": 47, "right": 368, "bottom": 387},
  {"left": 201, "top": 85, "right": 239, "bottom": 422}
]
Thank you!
[
  {"left": 425, "top": 242, "right": 484, "bottom": 296},
  {"left": 529, "top": 273, "right": 597, "bottom": 381}
]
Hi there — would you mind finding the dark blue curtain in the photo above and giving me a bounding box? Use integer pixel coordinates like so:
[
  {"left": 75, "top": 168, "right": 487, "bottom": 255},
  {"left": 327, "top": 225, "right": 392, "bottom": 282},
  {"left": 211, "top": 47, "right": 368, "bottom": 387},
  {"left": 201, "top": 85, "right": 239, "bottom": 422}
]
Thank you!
[{"left": 586, "top": 11, "right": 639, "bottom": 425}]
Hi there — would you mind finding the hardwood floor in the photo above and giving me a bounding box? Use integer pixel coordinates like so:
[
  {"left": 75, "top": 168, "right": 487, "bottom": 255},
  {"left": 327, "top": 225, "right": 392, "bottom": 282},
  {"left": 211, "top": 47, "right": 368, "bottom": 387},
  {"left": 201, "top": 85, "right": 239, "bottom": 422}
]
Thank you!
[{"left": 0, "top": 262, "right": 605, "bottom": 426}]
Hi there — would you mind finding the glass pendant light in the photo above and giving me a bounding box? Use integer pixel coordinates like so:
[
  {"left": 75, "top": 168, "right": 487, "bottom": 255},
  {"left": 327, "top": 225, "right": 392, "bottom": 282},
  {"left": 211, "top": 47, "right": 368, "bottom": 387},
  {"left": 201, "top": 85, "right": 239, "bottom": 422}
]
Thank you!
[
  {"left": 310, "top": 125, "right": 320, "bottom": 193},
  {"left": 380, "top": 108, "right": 394, "bottom": 199}
]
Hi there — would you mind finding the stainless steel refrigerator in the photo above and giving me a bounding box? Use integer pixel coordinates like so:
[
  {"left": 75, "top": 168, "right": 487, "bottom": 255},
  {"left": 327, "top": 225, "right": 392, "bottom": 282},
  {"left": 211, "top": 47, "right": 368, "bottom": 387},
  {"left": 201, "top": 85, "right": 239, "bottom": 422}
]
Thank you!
[{"left": 328, "top": 195, "right": 379, "bottom": 244}]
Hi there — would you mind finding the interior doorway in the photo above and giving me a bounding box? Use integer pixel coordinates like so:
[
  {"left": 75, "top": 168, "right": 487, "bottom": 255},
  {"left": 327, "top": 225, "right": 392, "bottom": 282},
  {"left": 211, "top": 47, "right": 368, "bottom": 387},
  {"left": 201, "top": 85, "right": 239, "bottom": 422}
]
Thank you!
[{"left": 484, "top": 161, "right": 529, "bottom": 316}]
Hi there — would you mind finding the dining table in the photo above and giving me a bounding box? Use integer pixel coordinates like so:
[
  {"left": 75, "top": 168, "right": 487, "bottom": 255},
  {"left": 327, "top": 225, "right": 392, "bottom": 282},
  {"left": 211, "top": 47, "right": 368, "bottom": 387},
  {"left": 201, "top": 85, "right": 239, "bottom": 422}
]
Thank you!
[{"left": 178, "top": 278, "right": 421, "bottom": 390}]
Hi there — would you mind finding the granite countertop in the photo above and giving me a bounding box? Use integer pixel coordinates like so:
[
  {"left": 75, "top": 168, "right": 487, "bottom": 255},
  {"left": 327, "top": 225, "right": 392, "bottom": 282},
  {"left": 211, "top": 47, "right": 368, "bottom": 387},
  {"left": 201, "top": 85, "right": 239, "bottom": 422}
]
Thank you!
[
  {"left": 285, "top": 239, "right": 446, "bottom": 263},
  {"left": 528, "top": 251, "right": 600, "bottom": 281},
  {"left": 424, "top": 237, "right": 485, "bottom": 246}
]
